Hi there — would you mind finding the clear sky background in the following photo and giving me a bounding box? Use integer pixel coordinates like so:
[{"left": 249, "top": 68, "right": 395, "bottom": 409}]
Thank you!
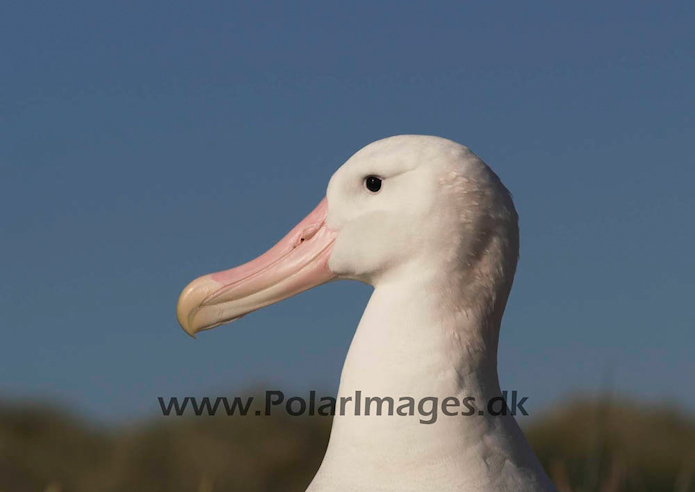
[{"left": 1, "top": 1, "right": 693, "bottom": 422}]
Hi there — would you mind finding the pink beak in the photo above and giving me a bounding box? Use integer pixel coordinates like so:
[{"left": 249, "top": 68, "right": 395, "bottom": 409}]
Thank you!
[{"left": 176, "top": 198, "right": 337, "bottom": 337}]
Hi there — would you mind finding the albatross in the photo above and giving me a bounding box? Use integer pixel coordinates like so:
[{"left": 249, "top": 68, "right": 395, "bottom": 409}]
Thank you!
[{"left": 176, "top": 135, "right": 557, "bottom": 491}]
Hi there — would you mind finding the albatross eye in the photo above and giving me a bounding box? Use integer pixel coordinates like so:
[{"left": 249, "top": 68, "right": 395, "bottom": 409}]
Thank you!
[{"left": 364, "top": 175, "right": 382, "bottom": 193}]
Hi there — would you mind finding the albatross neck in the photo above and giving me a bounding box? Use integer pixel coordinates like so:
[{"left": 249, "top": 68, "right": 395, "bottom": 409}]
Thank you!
[
  {"left": 306, "top": 276, "right": 554, "bottom": 491},
  {"left": 339, "top": 275, "right": 503, "bottom": 400}
]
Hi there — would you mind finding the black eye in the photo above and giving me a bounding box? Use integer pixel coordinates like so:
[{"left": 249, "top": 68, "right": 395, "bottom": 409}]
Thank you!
[{"left": 364, "top": 175, "right": 382, "bottom": 193}]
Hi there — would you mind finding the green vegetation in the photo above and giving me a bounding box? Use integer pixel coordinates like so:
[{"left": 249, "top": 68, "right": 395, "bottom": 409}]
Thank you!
[
  {"left": 525, "top": 395, "right": 695, "bottom": 492},
  {"left": 1, "top": 395, "right": 692, "bottom": 492}
]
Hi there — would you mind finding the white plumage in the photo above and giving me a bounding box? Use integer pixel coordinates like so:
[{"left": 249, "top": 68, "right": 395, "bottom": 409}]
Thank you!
[{"left": 178, "top": 135, "right": 557, "bottom": 491}]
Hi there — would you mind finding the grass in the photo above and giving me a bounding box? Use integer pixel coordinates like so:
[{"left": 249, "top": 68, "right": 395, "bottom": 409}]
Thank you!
[{"left": 0, "top": 394, "right": 692, "bottom": 492}]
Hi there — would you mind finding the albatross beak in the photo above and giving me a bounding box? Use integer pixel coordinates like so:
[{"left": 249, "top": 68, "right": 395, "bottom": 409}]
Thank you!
[{"left": 176, "top": 198, "right": 337, "bottom": 337}]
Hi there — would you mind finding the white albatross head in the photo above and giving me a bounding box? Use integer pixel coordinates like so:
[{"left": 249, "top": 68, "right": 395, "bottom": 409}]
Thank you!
[{"left": 177, "top": 135, "right": 519, "bottom": 337}]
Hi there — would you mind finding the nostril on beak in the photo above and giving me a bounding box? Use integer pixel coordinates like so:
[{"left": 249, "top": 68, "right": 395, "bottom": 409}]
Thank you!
[{"left": 295, "top": 224, "right": 321, "bottom": 248}]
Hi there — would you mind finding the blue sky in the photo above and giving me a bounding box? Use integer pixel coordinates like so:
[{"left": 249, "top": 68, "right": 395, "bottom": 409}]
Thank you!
[{"left": 1, "top": 1, "right": 693, "bottom": 422}]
